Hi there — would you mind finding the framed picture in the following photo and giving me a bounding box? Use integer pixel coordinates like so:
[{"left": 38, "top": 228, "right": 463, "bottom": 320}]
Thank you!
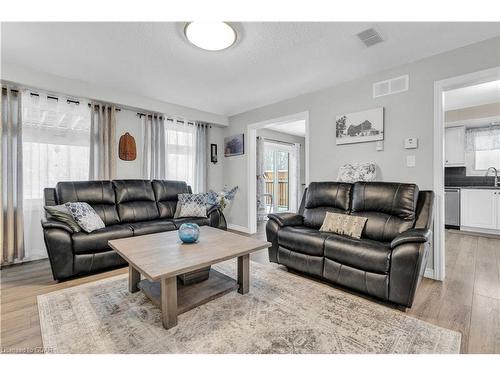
[
  {"left": 210, "top": 144, "right": 218, "bottom": 163},
  {"left": 336, "top": 107, "right": 384, "bottom": 145},
  {"left": 224, "top": 134, "right": 244, "bottom": 157}
]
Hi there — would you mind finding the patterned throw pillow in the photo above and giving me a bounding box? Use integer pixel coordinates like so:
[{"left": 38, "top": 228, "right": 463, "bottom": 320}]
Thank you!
[
  {"left": 337, "top": 162, "right": 376, "bottom": 183},
  {"left": 64, "top": 202, "right": 105, "bottom": 233},
  {"left": 319, "top": 212, "right": 367, "bottom": 239},
  {"left": 176, "top": 193, "right": 209, "bottom": 218},
  {"left": 44, "top": 204, "right": 81, "bottom": 232}
]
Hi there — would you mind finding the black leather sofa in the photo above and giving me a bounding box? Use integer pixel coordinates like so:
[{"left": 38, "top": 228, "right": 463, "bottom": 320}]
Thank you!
[
  {"left": 42, "top": 179, "right": 225, "bottom": 281},
  {"left": 266, "top": 181, "right": 434, "bottom": 308}
]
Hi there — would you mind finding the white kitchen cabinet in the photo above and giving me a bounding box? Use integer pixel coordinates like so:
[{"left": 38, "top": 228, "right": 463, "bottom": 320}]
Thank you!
[
  {"left": 445, "top": 126, "right": 465, "bottom": 166},
  {"left": 460, "top": 189, "right": 498, "bottom": 230}
]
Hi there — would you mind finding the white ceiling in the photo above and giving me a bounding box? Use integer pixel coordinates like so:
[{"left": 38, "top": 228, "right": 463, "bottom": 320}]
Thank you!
[
  {"left": 2, "top": 22, "right": 500, "bottom": 116},
  {"left": 444, "top": 80, "right": 500, "bottom": 110},
  {"left": 265, "top": 120, "right": 306, "bottom": 137}
]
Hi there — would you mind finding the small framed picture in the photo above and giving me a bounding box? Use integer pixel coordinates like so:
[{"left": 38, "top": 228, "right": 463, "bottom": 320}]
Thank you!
[
  {"left": 210, "top": 144, "right": 218, "bottom": 163},
  {"left": 336, "top": 107, "right": 384, "bottom": 145},
  {"left": 224, "top": 134, "right": 244, "bottom": 157}
]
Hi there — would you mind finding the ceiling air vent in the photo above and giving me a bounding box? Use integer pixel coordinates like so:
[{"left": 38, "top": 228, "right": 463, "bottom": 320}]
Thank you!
[
  {"left": 356, "top": 28, "right": 383, "bottom": 47},
  {"left": 373, "top": 75, "right": 409, "bottom": 98}
]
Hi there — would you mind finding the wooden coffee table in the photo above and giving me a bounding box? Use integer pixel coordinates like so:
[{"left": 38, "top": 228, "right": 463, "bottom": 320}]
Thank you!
[{"left": 108, "top": 226, "right": 270, "bottom": 329}]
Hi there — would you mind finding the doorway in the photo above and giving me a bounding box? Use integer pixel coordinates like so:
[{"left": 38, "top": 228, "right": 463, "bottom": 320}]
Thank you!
[
  {"left": 433, "top": 66, "right": 500, "bottom": 281},
  {"left": 247, "top": 111, "right": 309, "bottom": 234}
]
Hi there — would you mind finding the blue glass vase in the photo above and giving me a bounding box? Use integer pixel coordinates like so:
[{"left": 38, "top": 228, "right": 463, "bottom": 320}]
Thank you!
[{"left": 178, "top": 223, "right": 200, "bottom": 243}]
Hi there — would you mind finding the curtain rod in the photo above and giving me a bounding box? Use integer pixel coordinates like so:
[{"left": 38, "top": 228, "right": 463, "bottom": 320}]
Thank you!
[{"left": 261, "top": 137, "right": 297, "bottom": 146}]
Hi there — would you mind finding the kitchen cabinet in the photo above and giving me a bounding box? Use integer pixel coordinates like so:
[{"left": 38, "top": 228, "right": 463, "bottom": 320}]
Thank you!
[
  {"left": 461, "top": 189, "right": 499, "bottom": 231},
  {"left": 445, "top": 126, "right": 465, "bottom": 166}
]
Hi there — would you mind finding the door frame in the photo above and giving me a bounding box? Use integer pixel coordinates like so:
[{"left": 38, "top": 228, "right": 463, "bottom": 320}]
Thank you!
[
  {"left": 433, "top": 66, "right": 500, "bottom": 281},
  {"left": 247, "top": 111, "right": 310, "bottom": 234}
]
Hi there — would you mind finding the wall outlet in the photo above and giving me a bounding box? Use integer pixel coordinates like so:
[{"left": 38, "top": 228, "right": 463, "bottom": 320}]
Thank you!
[
  {"left": 406, "top": 155, "right": 416, "bottom": 167},
  {"left": 376, "top": 141, "right": 384, "bottom": 151},
  {"left": 404, "top": 137, "right": 418, "bottom": 149}
]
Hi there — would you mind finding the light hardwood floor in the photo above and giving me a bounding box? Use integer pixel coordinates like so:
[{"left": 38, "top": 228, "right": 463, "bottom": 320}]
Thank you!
[{"left": 1, "top": 226, "right": 499, "bottom": 353}]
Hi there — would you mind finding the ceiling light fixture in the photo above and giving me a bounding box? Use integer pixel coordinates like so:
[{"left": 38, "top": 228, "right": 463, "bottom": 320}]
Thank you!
[{"left": 184, "top": 22, "right": 236, "bottom": 51}]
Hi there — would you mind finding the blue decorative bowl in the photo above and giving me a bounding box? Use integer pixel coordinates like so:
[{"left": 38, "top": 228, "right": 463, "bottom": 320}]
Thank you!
[{"left": 178, "top": 223, "right": 200, "bottom": 243}]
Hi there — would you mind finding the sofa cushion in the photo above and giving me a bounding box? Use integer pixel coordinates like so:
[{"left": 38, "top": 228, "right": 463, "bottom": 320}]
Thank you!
[
  {"left": 129, "top": 219, "right": 177, "bottom": 236},
  {"left": 303, "top": 182, "right": 353, "bottom": 228},
  {"left": 278, "top": 226, "right": 330, "bottom": 256},
  {"left": 56, "top": 181, "right": 120, "bottom": 225},
  {"left": 113, "top": 180, "right": 160, "bottom": 223},
  {"left": 72, "top": 224, "right": 133, "bottom": 254},
  {"left": 172, "top": 217, "right": 210, "bottom": 228},
  {"left": 324, "top": 234, "right": 391, "bottom": 274},
  {"left": 152, "top": 180, "right": 190, "bottom": 219},
  {"left": 351, "top": 182, "right": 419, "bottom": 242}
]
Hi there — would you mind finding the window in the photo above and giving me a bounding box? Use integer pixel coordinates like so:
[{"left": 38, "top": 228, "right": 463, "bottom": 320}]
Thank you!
[
  {"left": 475, "top": 149, "right": 500, "bottom": 171},
  {"left": 164, "top": 120, "right": 196, "bottom": 187},
  {"left": 22, "top": 91, "right": 91, "bottom": 260}
]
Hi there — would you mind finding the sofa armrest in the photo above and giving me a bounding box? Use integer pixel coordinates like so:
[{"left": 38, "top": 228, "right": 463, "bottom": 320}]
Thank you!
[
  {"left": 206, "top": 204, "right": 218, "bottom": 216},
  {"left": 41, "top": 218, "right": 75, "bottom": 233},
  {"left": 390, "top": 228, "right": 430, "bottom": 249},
  {"left": 267, "top": 212, "right": 304, "bottom": 227}
]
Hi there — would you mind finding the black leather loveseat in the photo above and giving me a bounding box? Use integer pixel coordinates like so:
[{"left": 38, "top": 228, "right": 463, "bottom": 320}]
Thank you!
[
  {"left": 42, "top": 179, "right": 224, "bottom": 281},
  {"left": 266, "top": 181, "right": 434, "bottom": 308}
]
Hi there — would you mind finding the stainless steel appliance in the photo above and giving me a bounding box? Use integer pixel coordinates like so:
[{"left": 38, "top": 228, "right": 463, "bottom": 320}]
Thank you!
[{"left": 445, "top": 188, "right": 460, "bottom": 228}]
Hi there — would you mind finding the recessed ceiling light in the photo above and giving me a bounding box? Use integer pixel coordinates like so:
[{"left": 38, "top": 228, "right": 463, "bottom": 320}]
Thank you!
[{"left": 184, "top": 22, "right": 236, "bottom": 51}]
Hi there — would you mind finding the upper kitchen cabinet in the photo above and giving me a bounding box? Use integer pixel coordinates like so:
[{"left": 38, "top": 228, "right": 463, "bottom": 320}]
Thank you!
[{"left": 445, "top": 125, "right": 465, "bottom": 166}]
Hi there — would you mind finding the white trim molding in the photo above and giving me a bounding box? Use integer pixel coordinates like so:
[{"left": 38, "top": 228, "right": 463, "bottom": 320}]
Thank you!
[
  {"left": 424, "top": 268, "right": 435, "bottom": 279},
  {"left": 433, "top": 66, "right": 500, "bottom": 281},
  {"left": 247, "top": 111, "right": 310, "bottom": 234},
  {"left": 227, "top": 223, "right": 252, "bottom": 234}
]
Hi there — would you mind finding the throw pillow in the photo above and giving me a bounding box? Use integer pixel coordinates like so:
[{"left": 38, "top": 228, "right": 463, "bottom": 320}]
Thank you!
[
  {"left": 44, "top": 204, "right": 82, "bottom": 232},
  {"left": 176, "top": 193, "right": 209, "bottom": 218},
  {"left": 64, "top": 202, "right": 105, "bottom": 233},
  {"left": 337, "top": 162, "right": 376, "bottom": 183},
  {"left": 319, "top": 212, "right": 367, "bottom": 239}
]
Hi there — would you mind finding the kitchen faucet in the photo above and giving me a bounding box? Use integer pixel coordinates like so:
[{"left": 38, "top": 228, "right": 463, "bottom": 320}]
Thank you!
[{"left": 486, "top": 167, "right": 499, "bottom": 187}]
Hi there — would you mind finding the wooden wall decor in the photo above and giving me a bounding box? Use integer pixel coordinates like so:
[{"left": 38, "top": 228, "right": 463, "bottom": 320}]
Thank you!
[{"left": 119, "top": 132, "right": 137, "bottom": 161}]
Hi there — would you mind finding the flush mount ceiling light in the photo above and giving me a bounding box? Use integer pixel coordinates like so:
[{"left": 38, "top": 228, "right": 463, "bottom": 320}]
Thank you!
[{"left": 184, "top": 22, "right": 236, "bottom": 51}]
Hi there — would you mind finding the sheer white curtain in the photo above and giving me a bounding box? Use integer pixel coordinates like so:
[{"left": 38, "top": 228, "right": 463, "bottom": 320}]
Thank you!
[
  {"left": 164, "top": 119, "right": 197, "bottom": 189},
  {"left": 256, "top": 136, "right": 267, "bottom": 221},
  {"left": 22, "top": 90, "right": 91, "bottom": 260}
]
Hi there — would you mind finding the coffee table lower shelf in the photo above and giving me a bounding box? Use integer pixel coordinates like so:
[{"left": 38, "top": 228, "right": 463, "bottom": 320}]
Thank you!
[{"left": 138, "top": 269, "right": 238, "bottom": 315}]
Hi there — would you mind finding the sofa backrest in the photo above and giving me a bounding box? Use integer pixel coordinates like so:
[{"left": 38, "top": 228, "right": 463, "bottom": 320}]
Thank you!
[
  {"left": 53, "top": 179, "right": 194, "bottom": 224},
  {"left": 112, "top": 180, "right": 160, "bottom": 223},
  {"left": 152, "top": 180, "right": 191, "bottom": 218},
  {"left": 351, "top": 182, "right": 419, "bottom": 242},
  {"left": 56, "top": 181, "right": 120, "bottom": 226},
  {"left": 303, "top": 182, "right": 352, "bottom": 228}
]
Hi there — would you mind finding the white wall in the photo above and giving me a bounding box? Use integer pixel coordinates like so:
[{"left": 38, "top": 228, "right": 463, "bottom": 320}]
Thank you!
[
  {"left": 1, "top": 63, "right": 228, "bottom": 126},
  {"left": 223, "top": 36, "right": 500, "bottom": 231},
  {"left": 115, "top": 109, "right": 144, "bottom": 179}
]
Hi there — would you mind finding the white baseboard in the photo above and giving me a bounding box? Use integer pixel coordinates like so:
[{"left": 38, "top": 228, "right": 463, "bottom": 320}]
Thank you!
[
  {"left": 227, "top": 223, "right": 252, "bottom": 234},
  {"left": 424, "top": 267, "right": 435, "bottom": 279}
]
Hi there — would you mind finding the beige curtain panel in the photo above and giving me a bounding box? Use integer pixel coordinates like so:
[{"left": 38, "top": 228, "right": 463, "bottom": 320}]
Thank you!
[
  {"left": 142, "top": 114, "right": 166, "bottom": 179},
  {"left": 1, "top": 86, "right": 25, "bottom": 265},
  {"left": 89, "top": 103, "right": 117, "bottom": 180}
]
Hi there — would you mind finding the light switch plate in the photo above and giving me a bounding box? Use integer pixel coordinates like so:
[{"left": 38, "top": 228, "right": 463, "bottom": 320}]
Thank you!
[
  {"left": 376, "top": 141, "right": 384, "bottom": 151},
  {"left": 404, "top": 137, "right": 418, "bottom": 149},
  {"left": 406, "top": 155, "right": 416, "bottom": 167}
]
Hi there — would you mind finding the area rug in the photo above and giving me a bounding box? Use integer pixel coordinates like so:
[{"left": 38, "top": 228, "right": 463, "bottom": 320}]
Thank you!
[{"left": 37, "top": 261, "right": 461, "bottom": 354}]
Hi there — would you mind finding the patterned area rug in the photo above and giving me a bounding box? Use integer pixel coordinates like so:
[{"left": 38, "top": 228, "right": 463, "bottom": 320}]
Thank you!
[{"left": 38, "top": 261, "right": 461, "bottom": 354}]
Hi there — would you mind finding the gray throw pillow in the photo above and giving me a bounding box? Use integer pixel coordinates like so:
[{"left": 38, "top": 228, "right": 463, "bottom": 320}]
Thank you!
[
  {"left": 319, "top": 212, "right": 367, "bottom": 239},
  {"left": 44, "top": 204, "right": 82, "bottom": 232},
  {"left": 64, "top": 202, "right": 105, "bottom": 233},
  {"left": 176, "top": 193, "right": 209, "bottom": 218}
]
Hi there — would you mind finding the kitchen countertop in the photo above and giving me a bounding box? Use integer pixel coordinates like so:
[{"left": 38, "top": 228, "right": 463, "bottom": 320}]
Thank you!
[{"left": 445, "top": 186, "right": 500, "bottom": 190}]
